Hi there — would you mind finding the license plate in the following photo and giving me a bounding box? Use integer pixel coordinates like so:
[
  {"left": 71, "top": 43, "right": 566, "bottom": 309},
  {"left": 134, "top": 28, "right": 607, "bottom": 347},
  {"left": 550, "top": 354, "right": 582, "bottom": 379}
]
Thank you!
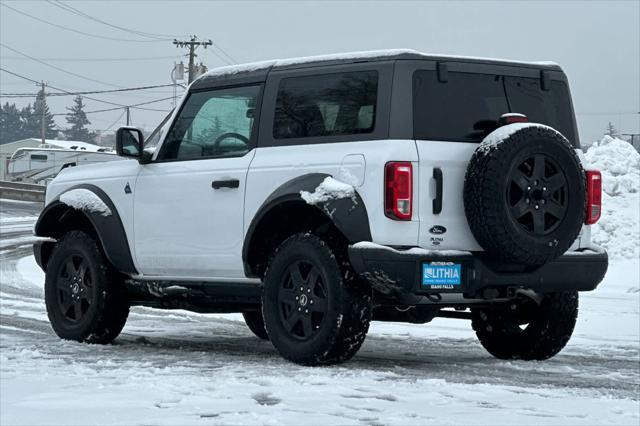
[{"left": 422, "top": 262, "right": 462, "bottom": 290}]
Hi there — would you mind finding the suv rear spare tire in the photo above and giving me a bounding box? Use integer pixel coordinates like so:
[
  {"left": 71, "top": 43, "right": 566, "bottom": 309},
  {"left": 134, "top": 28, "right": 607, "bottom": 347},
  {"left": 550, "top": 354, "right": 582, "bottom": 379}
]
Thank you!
[{"left": 464, "top": 124, "right": 586, "bottom": 266}]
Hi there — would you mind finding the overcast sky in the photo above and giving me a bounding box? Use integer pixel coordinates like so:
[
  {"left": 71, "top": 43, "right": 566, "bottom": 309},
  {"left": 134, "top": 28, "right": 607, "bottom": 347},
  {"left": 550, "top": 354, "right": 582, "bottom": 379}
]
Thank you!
[{"left": 1, "top": 0, "right": 638, "bottom": 144}]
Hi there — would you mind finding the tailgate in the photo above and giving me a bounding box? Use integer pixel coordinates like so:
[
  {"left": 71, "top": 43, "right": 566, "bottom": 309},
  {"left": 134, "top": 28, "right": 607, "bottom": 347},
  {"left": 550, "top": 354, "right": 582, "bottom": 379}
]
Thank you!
[{"left": 415, "top": 139, "right": 482, "bottom": 251}]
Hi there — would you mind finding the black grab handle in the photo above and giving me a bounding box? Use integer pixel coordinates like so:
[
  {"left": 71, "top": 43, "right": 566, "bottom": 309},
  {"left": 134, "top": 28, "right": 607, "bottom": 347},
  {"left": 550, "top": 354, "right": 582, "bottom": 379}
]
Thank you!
[
  {"left": 433, "top": 168, "right": 443, "bottom": 214},
  {"left": 212, "top": 179, "right": 240, "bottom": 190}
]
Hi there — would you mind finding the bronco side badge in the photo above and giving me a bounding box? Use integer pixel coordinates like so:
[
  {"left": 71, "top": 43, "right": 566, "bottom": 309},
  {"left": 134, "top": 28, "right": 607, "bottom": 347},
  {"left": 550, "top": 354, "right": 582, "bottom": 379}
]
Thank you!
[
  {"left": 429, "top": 225, "right": 447, "bottom": 235},
  {"left": 124, "top": 182, "right": 132, "bottom": 194}
]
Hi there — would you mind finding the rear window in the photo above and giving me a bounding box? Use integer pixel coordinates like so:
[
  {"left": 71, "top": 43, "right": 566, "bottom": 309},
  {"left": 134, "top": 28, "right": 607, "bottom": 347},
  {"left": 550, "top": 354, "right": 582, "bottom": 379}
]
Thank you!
[
  {"left": 273, "top": 71, "right": 378, "bottom": 139},
  {"left": 413, "top": 70, "right": 577, "bottom": 145},
  {"left": 504, "top": 77, "right": 576, "bottom": 144}
]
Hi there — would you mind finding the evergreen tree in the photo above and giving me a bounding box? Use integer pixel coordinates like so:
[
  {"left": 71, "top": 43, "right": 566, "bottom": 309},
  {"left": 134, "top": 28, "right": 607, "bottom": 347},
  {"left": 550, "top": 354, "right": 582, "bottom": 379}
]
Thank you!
[
  {"left": 20, "top": 104, "right": 40, "bottom": 139},
  {"left": 32, "top": 89, "right": 57, "bottom": 140},
  {"left": 0, "top": 102, "right": 24, "bottom": 144},
  {"left": 605, "top": 122, "right": 619, "bottom": 137},
  {"left": 65, "top": 96, "right": 94, "bottom": 142}
]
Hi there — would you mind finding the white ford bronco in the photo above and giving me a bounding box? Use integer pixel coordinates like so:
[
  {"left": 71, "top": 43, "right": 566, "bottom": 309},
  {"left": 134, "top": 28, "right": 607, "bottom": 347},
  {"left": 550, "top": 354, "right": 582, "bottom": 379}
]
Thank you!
[{"left": 34, "top": 50, "right": 608, "bottom": 366}]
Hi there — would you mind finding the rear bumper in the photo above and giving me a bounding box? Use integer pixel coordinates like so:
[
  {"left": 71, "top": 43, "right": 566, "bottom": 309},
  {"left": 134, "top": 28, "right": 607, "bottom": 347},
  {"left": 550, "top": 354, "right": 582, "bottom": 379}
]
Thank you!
[{"left": 348, "top": 244, "right": 608, "bottom": 300}]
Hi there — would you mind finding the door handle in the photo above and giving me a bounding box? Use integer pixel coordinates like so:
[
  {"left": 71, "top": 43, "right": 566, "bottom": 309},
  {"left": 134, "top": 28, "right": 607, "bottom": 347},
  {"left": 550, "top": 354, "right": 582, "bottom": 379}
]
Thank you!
[
  {"left": 433, "top": 168, "right": 443, "bottom": 214},
  {"left": 212, "top": 179, "right": 240, "bottom": 190}
]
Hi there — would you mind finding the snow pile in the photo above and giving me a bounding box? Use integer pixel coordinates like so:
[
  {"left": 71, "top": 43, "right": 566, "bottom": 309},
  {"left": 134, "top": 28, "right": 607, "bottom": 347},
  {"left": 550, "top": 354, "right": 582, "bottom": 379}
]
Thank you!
[
  {"left": 584, "top": 135, "right": 639, "bottom": 195},
  {"left": 585, "top": 136, "right": 640, "bottom": 259},
  {"left": 300, "top": 177, "right": 355, "bottom": 205},
  {"left": 59, "top": 189, "right": 111, "bottom": 216}
]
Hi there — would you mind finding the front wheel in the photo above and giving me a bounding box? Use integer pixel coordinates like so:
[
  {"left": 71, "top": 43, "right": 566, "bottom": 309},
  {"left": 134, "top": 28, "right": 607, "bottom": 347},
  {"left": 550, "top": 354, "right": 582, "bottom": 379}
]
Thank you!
[
  {"left": 262, "top": 233, "right": 372, "bottom": 366},
  {"left": 44, "top": 230, "right": 130, "bottom": 344},
  {"left": 471, "top": 291, "right": 578, "bottom": 360}
]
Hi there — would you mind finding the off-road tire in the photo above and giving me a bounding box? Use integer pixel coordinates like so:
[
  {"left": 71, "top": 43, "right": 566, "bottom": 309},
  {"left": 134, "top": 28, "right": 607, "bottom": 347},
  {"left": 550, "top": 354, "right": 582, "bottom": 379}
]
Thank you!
[
  {"left": 242, "top": 310, "right": 269, "bottom": 340},
  {"left": 471, "top": 291, "right": 579, "bottom": 360},
  {"left": 45, "top": 230, "right": 130, "bottom": 344},
  {"left": 262, "top": 233, "right": 372, "bottom": 366},
  {"left": 464, "top": 125, "right": 586, "bottom": 266}
]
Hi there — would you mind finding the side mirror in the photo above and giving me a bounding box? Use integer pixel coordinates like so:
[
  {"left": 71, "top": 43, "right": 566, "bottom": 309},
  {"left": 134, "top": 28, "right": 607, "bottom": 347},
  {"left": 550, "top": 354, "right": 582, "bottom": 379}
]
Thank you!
[{"left": 116, "top": 127, "right": 145, "bottom": 162}]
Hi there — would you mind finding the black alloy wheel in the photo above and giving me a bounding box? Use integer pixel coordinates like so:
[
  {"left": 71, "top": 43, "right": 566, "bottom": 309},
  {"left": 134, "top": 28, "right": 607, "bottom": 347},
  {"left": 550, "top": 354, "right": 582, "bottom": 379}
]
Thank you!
[
  {"left": 55, "top": 254, "right": 94, "bottom": 323},
  {"left": 277, "top": 260, "right": 328, "bottom": 340},
  {"left": 508, "top": 153, "right": 569, "bottom": 235},
  {"left": 463, "top": 125, "right": 586, "bottom": 266}
]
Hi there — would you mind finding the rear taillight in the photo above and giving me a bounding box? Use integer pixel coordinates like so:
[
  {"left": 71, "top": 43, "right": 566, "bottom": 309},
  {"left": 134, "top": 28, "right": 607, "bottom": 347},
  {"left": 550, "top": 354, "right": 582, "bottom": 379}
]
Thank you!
[
  {"left": 585, "top": 170, "right": 602, "bottom": 225},
  {"left": 385, "top": 162, "right": 413, "bottom": 220}
]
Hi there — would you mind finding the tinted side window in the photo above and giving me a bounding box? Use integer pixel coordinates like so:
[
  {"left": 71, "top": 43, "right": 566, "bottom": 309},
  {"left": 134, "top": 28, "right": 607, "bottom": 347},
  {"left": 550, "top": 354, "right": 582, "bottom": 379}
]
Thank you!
[
  {"left": 159, "top": 85, "right": 260, "bottom": 161},
  {"left": 273, "top": 71, "right": 378, "bottom": 139},
  {"left": 30, "top": 154, "right": 48, "bottom": 161},
  {"left": 504, "top": 77, "right": 577, "bottom": 145},
  {"left": 413, "top": 70, "right": 509, "bottom": 142}
]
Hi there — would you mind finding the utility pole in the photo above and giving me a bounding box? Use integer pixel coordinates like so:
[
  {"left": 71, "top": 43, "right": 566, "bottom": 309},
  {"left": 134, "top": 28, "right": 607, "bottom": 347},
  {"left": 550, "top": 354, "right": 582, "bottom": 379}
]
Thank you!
[
  {"left": 38, "top": 81, "right": 46, "bottom": 145},
  {"left": 173, "top": 36, "right": 212, "bottom": 83},
  {"left": 125, "top": 106, "right": 130, "bottom": 126}
]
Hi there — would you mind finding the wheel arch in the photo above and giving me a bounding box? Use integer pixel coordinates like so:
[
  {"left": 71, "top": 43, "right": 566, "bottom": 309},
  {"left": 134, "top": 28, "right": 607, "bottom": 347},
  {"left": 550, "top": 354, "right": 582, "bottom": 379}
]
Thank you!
[
  {"left": 34, "top": 184, "right": 137, "bottom": 275},
  {"left": 243, "top": 173, "right": 372, "bottom": 278}
]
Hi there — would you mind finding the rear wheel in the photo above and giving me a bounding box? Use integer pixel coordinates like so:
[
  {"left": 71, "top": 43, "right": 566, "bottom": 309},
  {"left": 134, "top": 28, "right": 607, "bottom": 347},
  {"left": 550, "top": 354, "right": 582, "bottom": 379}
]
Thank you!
[
  {"left": 242, "top": 310, "right": 269, "bottom": 340},
  {"left": 45, "top": 230, "right": 130, "bottom": 344},
  {"left": 471, "top": 291, "right": 578, "bottom": 360},
  {"left": 262, "top": 233, "right": 372, "bottom": 366}
]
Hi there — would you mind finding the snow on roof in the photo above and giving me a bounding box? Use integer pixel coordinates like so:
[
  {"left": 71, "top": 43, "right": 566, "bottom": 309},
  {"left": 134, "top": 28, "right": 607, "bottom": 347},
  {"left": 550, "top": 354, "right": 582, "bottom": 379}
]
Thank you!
[
  {"left": 198, "top": 49, "right": 560, "bottom": 80},
  {"left": 33, "top": 139, "right": 103, "bottom": 152}
]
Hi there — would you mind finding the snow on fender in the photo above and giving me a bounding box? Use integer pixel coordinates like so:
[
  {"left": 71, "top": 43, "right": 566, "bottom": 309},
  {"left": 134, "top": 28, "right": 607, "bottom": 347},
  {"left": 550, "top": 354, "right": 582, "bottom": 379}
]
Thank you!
[
  {"left": 300, "top": 177, "right": 356, "bottom": 205},
  {"left": 59, "top": 188, "right": 112, "bottom": 217}
]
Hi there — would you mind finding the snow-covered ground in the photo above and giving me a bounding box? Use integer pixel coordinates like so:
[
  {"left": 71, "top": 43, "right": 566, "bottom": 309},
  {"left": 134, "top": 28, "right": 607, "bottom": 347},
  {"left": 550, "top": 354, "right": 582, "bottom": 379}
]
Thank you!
[{"left": 1, "top": 138, "right": 639, "bottom": 425}]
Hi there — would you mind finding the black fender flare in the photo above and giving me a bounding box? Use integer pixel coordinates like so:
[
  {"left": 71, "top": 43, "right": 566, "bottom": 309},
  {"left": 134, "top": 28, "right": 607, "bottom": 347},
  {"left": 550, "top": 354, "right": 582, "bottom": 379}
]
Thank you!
[
  {"left": 34, "top": 184, "right": 137, "bottom": 275},
  {"left": 242, "top": 173, "right": 372, "bottom": 276}
]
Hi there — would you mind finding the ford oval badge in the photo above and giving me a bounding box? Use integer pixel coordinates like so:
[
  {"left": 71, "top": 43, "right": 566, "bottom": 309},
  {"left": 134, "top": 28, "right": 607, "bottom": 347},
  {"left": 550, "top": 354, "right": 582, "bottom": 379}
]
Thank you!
[{"left": 429, "top": 225, "right": 447, "bottom": 235}]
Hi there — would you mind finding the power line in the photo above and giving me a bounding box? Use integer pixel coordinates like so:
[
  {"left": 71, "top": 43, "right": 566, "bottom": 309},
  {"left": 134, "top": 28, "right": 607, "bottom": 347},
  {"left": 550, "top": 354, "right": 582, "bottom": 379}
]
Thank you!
[
  {"left": 0, "top": 84, "right": 178, "bottom": 98},
  {"left": 132, "top": 106, "right": 172, "bottom": 112},
  {"left": 48, "top": 1, "right": 186, "bottom": 40},
  {"left": 2, "top": 55, "right": 177, "bottom": 62},
  {"left": 0, "top": 43, "right": 125, "bottom": 88},
  {"left": 1, "top": 67, "right": 125, "bottom": 107},
  {"left": 0, "top": 68, "right": 41, "bottom": 85},
  {"left": 0, "top": 3, "right": 164, "bottom": 43},
  {"left": 104, "top": 110, "right": 126, "bottom": 132},
  {"left": 210, "top": 40, "right": 237, "bottom": 64},
  {"left": 6, "top": 96, "right": 174, "bottom": 117},
  {"left": 205, "top": 45, "right": 234, "bottom": 67},
  {"left": 1, "top": 68, "right": 174, "bottom": 107}
]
